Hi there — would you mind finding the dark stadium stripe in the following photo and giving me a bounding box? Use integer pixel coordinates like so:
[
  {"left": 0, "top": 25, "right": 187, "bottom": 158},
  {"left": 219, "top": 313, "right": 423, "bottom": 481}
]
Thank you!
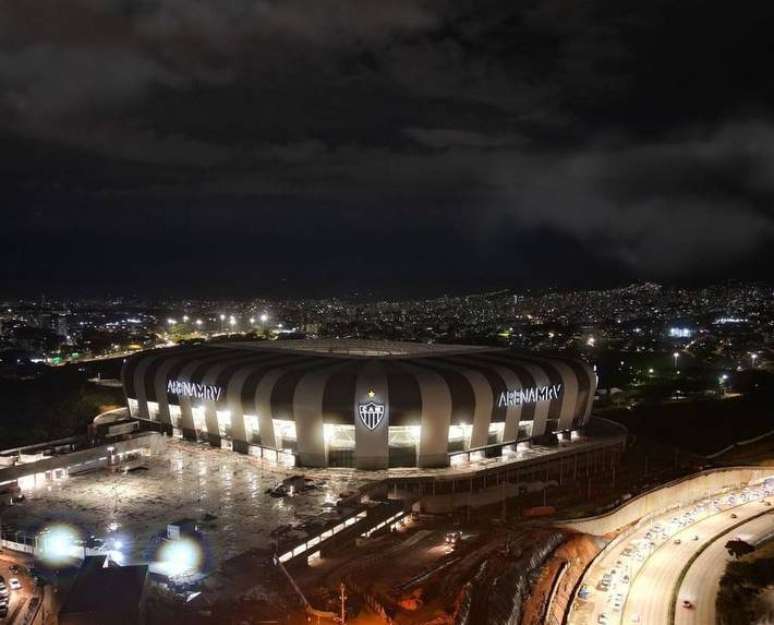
[
  {"left": 544, "top": 354, "right": 595, "bottom": 428},
  {"left": 438, "top": 355, "right": 513, "bottom": 423},
  {"left": 393, "top": 361, "right": 451, "bottom": 468},
  {"left": 322, "top": 362, "right": 360, "bottom": 425},
  {"left": 270, "top": 358, "right": 339, "bottom": 421},
  {"left": 405, "top": 359, "right": 475, "bottom": 424},
  {"left": 384, "top": 361, "right": 422, "bottom": 426},
  {"left": 466, "top": 352, "right": 546, "bottom": 425},
  {"left": 240, "top": 354, "right": 316, "bottom": 410}
]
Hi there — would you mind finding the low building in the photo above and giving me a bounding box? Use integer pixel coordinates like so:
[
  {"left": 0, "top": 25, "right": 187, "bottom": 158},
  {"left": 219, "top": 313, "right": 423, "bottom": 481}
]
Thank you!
[{"left": 59, "top": 556, "right": 148, "bottom": 625}]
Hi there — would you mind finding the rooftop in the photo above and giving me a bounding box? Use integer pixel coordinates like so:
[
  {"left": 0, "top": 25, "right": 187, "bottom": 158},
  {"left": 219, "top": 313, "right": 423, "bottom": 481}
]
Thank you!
[
  {"left": 60, "top": 556, "right": 148, "bottom": 622},
  {"left": 212, "top": 338, "right": 500, "bottom": 358}
]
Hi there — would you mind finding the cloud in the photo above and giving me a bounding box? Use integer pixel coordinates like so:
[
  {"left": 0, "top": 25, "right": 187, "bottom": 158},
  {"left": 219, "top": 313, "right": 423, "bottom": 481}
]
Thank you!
[
  {"left": 0, "top": 45, "right": 181, "bottom": 120},
  {"left": 2, "top": 0, "right": 774, "bottom": 290},
  {"left": 486, "top": 122, "right": 774, "bottom": 276}
]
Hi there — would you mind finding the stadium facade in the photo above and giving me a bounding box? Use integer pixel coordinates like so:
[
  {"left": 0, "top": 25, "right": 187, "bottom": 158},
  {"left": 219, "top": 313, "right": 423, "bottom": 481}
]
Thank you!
[{"left": 121, "top": 340, "right": 596, "bottom": 469}]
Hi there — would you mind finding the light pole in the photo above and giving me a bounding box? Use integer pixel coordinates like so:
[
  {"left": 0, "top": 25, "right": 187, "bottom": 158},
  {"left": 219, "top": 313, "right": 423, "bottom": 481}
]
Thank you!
[
  {"left": 751, "top": 353, "right": 758, "bottom": 368},
  {"left": 673, "top": 352, "right": 679, "bottom": 372}
]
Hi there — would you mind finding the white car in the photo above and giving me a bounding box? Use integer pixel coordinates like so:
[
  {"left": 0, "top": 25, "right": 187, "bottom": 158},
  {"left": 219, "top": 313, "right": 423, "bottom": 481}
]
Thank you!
[{"left": 8, "top": 578, "right": 21, "bottom": 591}]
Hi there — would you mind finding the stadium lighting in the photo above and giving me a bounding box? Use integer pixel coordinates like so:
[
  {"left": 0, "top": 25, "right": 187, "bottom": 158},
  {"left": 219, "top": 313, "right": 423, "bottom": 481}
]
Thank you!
[
  {"left": 39, "top": 524, "right": 81, "bottom": 565},
  {"left": 157, "top": 537, "right": 202, "bottom": 578}
]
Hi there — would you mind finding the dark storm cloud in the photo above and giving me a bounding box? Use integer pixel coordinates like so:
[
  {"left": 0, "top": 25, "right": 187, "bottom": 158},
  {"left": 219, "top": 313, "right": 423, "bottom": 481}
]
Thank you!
[{"left": 2, "top": 0, "right": 774, "bottom": 294}]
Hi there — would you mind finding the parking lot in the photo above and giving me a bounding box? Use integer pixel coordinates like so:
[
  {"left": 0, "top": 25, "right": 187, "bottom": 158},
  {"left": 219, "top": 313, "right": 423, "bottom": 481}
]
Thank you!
[{"left": 0, "top": 439, "right": 372, "bottom": 570}]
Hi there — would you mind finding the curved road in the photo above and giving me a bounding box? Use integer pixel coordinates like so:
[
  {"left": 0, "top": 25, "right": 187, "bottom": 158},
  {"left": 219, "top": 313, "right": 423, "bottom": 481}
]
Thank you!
[
  {"left": 675, "top": 512, "right": 774, "bottom": 625},
  {"left": 622, "top": 500, "right": 772, "bottom": 625},
  {"left": 567, "top": 479, "right": 773, "bottom": 625}
]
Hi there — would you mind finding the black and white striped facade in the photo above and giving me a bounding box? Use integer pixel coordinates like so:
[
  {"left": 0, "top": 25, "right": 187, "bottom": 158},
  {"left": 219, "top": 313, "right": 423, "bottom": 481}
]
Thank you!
[{"left": 121, "top": 340, "right": 596, "bottom": 469}]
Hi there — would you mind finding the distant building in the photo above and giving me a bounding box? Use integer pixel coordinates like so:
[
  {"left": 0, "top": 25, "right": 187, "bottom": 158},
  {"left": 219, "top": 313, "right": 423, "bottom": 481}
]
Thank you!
[{"left": 59, "top": 556, "right": 148, "bottom": 625}]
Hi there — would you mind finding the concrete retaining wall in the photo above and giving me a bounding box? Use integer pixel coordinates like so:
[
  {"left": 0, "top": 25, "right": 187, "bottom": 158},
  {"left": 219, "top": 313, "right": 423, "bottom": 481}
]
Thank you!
[{"left": 559, "top": 467, "right": 773, "bottom": 536}]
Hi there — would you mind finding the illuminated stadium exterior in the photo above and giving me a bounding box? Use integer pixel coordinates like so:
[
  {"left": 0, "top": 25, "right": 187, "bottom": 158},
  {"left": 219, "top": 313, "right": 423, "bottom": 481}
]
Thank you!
[{"left": 121, "top": 340, "right": 597, "bottom": 469}]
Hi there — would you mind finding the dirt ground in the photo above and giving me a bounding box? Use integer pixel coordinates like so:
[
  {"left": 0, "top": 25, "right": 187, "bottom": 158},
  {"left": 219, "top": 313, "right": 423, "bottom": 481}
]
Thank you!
[{"left": 520, "top": 532, "right": 605, "bottom": 625}]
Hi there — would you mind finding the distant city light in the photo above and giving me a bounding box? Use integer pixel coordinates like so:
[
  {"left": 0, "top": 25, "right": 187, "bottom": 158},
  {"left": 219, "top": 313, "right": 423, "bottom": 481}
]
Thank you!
[
  {"left": 714, "top": 317, "right": 746, "bottom": 325},
  {"left": 195, "top": 319, "right": 203, "bottom": 326},
  {"left": 167, "top": 318, "right": 177, "bottom": 325},
  {"left": 182, "top": 315, "right": 189, "bottom": 322},
  {"left": 669, "top": 327, "right": 693, "bottom": 338}
]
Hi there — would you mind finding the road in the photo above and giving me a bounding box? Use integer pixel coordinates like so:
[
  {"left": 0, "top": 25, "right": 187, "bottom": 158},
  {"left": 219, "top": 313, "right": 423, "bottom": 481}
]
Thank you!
[
  {"left": 567, "top": 478, "right": 773, "bottom": 625},
  {"left": 0, "top": 553, "right": 36, "bottom": 624},
  {"left": 675, "top": 512, "right": 774, "bottom": 625}
]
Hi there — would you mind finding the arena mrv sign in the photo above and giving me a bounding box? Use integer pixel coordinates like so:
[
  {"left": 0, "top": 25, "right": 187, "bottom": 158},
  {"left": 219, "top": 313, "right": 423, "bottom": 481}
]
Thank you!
[
  {"left": 497, "top": 384, "right": 562, "bottom": 408},
  {"left": 167, "top": 379, "right": 223, "bottom": 401}
]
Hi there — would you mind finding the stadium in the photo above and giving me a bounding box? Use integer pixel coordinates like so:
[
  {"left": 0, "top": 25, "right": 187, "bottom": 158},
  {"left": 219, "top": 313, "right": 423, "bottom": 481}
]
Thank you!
[{"left": 121, "top": 340, "right": 597, "bottom": 469}]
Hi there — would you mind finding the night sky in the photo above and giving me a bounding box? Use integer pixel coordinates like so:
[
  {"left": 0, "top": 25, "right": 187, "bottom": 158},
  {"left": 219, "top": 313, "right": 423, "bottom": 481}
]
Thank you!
[{"left": 2, "top": 0, "right": 774, "bottom": 298}]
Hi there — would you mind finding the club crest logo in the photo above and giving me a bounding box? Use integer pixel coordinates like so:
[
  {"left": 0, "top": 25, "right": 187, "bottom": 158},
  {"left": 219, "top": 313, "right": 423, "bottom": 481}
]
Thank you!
[{"left": 358, "top": 401, "right": 385, "bottom": 431}]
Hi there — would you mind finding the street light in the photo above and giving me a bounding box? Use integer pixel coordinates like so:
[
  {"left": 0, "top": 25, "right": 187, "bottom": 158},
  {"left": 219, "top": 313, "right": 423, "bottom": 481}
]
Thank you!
[
  {"left": 260, "top": 313, "right": 269, "bottom": 323},
  {"left": 182, "top": 315, "right": 189, "bottom": 323},
  {"left": 195, "top": 319, "right": 203, "bottom": 327},
  {"left": 751, "top": 353, "right": 758, "bottom": 368},
  {"left": 167, "top": 318, "right": 177, "bottom": 326},
  {"left": 673, "top": 352, "right": 680, "bottom": 371}
]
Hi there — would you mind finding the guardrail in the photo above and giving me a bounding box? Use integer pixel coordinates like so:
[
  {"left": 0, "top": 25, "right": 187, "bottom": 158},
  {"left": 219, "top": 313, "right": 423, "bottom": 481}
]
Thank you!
[{"left": 557, "top": 467, "right": 774, "bottom": 536}]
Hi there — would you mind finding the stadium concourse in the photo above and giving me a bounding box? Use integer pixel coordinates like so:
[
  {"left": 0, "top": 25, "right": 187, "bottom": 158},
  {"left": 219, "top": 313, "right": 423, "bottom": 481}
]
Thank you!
[{"left": 122, "top": 339, "right": 596, "bottom": 470}]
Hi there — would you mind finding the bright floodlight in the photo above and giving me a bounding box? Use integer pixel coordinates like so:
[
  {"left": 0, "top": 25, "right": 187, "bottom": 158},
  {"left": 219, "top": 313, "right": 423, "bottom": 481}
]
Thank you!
[
  {"left": 158, "top": 537, "right": 202, "bottom": 578},
  {"left": 39, "top": 524, "right": 81, "bottom": 565}
]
